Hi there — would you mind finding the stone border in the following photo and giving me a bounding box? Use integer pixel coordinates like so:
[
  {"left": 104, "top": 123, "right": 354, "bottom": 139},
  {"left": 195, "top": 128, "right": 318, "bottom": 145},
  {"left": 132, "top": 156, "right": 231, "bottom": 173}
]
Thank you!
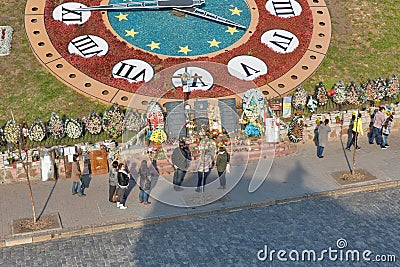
[
  {"left": 24, "top": 0, "right": 331, "bottom": 107},
  {"left": 1, "top": 180, "right": 399, "bottom": 248}
]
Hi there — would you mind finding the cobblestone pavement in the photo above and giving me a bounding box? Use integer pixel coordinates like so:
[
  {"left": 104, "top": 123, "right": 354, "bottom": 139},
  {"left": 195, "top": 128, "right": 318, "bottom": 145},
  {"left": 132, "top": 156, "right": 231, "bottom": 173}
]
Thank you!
[{"left": 1, "top": 188, "right": 399, "bottom": 266}]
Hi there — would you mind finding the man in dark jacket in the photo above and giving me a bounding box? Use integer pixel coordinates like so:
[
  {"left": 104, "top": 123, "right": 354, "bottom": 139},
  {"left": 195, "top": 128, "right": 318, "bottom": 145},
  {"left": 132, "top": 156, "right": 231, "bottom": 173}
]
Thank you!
[{"left": 171, "top": 140, "right": 191, "bottom": 191}]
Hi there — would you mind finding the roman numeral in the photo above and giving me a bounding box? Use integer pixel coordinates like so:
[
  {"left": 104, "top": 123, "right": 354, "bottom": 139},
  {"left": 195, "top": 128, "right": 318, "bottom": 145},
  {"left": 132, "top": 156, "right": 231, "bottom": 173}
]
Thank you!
[
  {"left": 269, "top": 32, "right": 294, "bottom": 52},
  {"left": 113, "top": 62, "right": 147, "bottom": 82},
  {"left": 190, "top": 73, "right": 207, "bottom": 88},
  {"left": 240, "top": 63, "right": 261, "bottom": 77},
  {"left": 61, "top": 7, "right": 83, "bottom": 22},
  {"left": 70, "top": 35, "right": 103, "bottom": 57},
  {"left": 271, "top": 0, "right": 295, "bottom": 17}
]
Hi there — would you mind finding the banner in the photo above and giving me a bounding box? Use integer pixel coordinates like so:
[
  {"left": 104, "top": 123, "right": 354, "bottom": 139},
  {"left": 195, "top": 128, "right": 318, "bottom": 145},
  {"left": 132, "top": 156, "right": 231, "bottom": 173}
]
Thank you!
[{"left": 282, "top": 96, "right": 292, "bottom": 118}]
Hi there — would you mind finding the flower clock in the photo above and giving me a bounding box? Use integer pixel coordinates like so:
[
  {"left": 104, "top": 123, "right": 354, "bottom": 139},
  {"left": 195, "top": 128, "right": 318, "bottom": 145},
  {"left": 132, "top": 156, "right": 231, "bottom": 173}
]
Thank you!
[
  {"left": 65, "top": 117, "right": 84, "bottom": 138},
  {"left": 48, "top": 112, "right": 65, "bottom": 139},
  {"left": 25, "top": 0, "right": 331, "bottom": 107},
  {"left": 28, "top": 119, "right": 47, "bottom": 142}
]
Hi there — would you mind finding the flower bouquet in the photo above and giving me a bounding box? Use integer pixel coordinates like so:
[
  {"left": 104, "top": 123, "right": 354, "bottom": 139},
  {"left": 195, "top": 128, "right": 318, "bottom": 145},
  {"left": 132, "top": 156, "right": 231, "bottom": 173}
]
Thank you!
[
  {"left": 84, "top": 111, "right": 103, "bottom": 135},
  {"left": 48, "top": 112, "right": 65, "bottom": 139},
  {"left": 315, "top": 82, "right": 328, "bottom": 106},
  {"left": 287, "top": 117, "right": 303, "bottom": 143},
  {"left": 65, "top": 117, "right": 83, "bottom": 139},
  {"left": 149, "top": 129, "right": 167, "bottom": 144},
  {"left": 292, "top": 85, "right": 307, "bottom": 110},
  {"left": 375, "top": 77, "right": 387, "bottom": 100},
  {"left": 4, "top": 119, "right": 20, "bottom": 144},
  {"left": 387, "top": 75, "right": 399, "bottom": 98},
  {"left": 245, "top": 123, "right": 261, "bottom": 138},
  {"left": 103, "top": 104, "right": 124, "bottom": 138},
  {"left": 332, "top": 80, "right": 346, "bottom": 105},
  {"left": 28, "top": 119, "right": 46, "bottom": 142},
  {"left": 364, "top": 79, "right": 377, "bottom": 101},
  {"left": 345, "top": 82, "right": 359, "bottom": 105}
]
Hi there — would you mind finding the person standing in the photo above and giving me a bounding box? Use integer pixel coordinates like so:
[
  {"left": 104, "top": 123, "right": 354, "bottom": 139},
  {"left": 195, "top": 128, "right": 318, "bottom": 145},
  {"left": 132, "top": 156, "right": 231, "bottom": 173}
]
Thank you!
[
  {"left": 117, "top": 163, "right": 129, "bottom": 209},
  {"left": 171, "top": 140, "right": 191, "bottom": 191},
  {"left": 108, "top": 161, "right": 118, "bottom": 202},
  {"left": 216, "top": 146, "right": 230, "bottom": 189},
  {"left": 381, "top": 115, "right": 393, "bottom": 149},
  {"left": 79, "top": 153, "right": 91, "bottom": 196},
  {"left": 138, "top": 160, "right": 152, "bottom": 205},
  {"left": 71, "top": 154, "right": 83, "bottom": 196},
  {"left": 346, "top": 114, "right": 356, "bottom": 149},
  {"left": 369, "top": 106, "right": 385, "bottom": 145},
  {"left": 317, "top": 119, "right": 331, "bottom": 158},
  {"left": 346, "top": 113, "right": 363, "bottom": 150},
  {"left": 196, "top": 149, "right": 213, "bottom": 192}
]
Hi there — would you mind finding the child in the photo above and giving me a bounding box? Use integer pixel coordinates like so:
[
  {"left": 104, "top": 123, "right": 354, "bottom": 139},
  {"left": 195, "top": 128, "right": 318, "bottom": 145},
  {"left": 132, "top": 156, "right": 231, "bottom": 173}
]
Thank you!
[
  {"left": 138, "top": 160, "right": 152, "bottom": 205},
  {"left": 381, "top": 115, "right": 393, "bottom": 149}
]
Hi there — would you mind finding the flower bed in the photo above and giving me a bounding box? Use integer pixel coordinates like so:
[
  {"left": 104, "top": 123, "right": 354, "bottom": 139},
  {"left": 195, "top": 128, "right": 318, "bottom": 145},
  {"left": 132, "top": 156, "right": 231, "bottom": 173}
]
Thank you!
[{"left": 43, "top": 0, "right": 313, "bottom": 99}]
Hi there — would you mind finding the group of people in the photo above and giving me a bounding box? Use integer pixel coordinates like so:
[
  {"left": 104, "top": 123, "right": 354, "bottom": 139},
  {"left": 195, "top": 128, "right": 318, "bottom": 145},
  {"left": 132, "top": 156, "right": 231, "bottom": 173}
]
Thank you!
[
  {"left": 108, "top": 159, "right": 152, "bottom": 210},
  {"left": 171, "top": 140, "right": 230, "bottom": 192},
  {"left": 315, "top": 106, "right": 394, "bottom": 158},
  {"left": 346, "top": 106, "right": 394, "bottom": 151}
]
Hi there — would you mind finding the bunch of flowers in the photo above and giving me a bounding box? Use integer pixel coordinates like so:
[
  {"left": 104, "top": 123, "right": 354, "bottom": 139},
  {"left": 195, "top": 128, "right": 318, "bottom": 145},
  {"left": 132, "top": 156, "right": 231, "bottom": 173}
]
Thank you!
[
  {"left": 387, "top": 75, "right": 399, "bottom": 98},
  {"left": 28, "top": 119, "right": 46, "bottom": 142},
  {"left": 84, "top": 111, "right": 102, "bottom": 135},
  {"left": 65, "top": 117, "right": 83, "bottom": 139},
  {"left": 287, "top": 116, "right": 303, "bottom": 143},
  {"left": 103, "top": 104, "right": 124, "bottom": 138},
  {"left": 186, "top": 120, "right": 196, "bottom": 129},
  {"left": 4, "top": 119, "right": 20, "bottom": 144},
  {"left": 332, "top": 80, "right": 346, "bottom": 105},
  {"left": 364, "top": 79, "right": 377, "bottom": 101},
  {"left": 124, "top": 110, "right": 144, "bottom": 132},
  {"left": 48, "top": 112, "right": 65, "bottom": 139},
  {"left": 292, "top": 85, "right": 307, "bottom": 110},
  {"left": 245, "top": 123, "right": 261, "bottom": 138},
  {"left": 375, "top": 77, "right": 387, "bottom": 99},
  {"left": 346, "top": 82, "right": 359, "bottom": 105},
  {"left": 315, "top": 82, "right": 328, "bottom": 106},
  {"left": 0, "top": 26, "right": 13, "bottom": 56},
  {"left": 149, "top": 129, "right": 167, "bottom": 144}
]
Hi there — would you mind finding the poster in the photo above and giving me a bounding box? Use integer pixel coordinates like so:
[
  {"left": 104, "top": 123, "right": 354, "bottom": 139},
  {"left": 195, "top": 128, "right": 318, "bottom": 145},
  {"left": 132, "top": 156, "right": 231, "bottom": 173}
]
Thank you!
[
  {"left": 265, "top": 118, "right": 280, "bottom": 143},
  {"left": 282, "top": 96, "right": 292, "bottom": 118}
]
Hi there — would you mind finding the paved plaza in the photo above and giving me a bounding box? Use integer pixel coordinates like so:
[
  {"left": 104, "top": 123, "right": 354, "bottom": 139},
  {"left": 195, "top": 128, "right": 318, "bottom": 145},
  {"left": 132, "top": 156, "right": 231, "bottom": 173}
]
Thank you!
[{"left": 0, "top": 187, "right": 399, "bottom": 266}]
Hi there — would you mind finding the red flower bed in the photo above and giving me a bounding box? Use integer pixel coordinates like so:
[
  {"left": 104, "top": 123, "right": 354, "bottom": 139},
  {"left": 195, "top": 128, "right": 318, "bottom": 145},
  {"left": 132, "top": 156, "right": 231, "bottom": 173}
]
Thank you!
[{"left": 44, "top": 0, "right": 313, "bottom": 99}]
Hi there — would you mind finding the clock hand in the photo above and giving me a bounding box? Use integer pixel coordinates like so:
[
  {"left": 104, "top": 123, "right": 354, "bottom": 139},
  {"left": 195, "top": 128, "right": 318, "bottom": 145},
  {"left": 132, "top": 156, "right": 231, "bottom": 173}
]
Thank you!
[
  {"left": 73, "top": 0, "right": 205, "bottom": 11},
  {"left": 173, "top": 7, "right": 246, "bottom": 29}
]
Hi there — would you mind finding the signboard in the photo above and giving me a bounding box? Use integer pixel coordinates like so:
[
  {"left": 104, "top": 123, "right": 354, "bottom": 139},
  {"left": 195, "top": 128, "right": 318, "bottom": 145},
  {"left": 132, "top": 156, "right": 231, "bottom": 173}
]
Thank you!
[{"left": 269, "top": 102, "right": 282, "bottom": 111}]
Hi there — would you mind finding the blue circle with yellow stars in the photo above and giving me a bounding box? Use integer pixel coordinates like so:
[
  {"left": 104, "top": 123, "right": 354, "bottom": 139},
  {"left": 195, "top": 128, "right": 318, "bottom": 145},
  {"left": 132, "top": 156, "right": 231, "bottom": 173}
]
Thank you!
[{"left": 108, "top": 0, "right": 250, "bottom": 57}]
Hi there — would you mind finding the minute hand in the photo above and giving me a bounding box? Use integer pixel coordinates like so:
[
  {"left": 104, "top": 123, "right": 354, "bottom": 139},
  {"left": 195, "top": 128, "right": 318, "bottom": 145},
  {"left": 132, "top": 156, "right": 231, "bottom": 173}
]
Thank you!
[{"left": 173, "top": 7, "right": 246, "bottom": 29}]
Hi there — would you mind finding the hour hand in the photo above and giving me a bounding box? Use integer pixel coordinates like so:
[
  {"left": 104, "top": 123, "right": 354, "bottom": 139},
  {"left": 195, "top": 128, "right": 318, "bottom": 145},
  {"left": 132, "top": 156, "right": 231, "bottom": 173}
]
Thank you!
[{"left": 173, "top": 7, "right": 246, "bottom": 29}]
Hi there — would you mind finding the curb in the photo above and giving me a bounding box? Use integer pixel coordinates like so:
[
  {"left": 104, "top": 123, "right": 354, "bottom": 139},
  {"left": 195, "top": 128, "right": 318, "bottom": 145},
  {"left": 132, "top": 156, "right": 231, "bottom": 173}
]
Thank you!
[{"left": 1, "top": 180, "right": 399, "bottom": 248}]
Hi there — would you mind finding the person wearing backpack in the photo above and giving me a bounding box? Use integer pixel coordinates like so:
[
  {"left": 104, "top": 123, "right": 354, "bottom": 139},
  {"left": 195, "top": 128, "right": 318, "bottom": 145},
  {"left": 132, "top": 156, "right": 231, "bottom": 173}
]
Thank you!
[{"left": 216, "top": 146, "right": 230, "bottom": 189}]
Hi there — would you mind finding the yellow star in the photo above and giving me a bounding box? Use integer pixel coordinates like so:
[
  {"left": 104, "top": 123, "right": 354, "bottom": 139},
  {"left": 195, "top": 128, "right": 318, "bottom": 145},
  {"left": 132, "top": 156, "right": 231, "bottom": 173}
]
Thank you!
[
  {"left": 178, "top": 45, "right": 192, "bottom": 55},
  {"left": 225, "top": 26, "right": 239, "bottom": 35},
  {"left": 146, "top": 41, "right": 160, "bottom": 50},
  {"left": 125, "top": 28, "right": 139, "bottom": 38},
  {"left": 115, "top": 13, "right": 128, "bottom": 21},
  {"left": 207, "top": 39, "right": 221, "bottom": 48},
  {"left": 229, "top": 7, "right": 242, "bottom": 16}
]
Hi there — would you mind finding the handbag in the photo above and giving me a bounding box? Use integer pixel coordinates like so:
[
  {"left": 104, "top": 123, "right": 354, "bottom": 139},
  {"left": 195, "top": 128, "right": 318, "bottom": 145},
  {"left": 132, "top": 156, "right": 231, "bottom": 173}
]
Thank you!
[
  {"left": 144, "top": 177, "right": 151, "bottom": 190},
  {"left": 112, "top": 190, "right": 118, "bottom": 202}
]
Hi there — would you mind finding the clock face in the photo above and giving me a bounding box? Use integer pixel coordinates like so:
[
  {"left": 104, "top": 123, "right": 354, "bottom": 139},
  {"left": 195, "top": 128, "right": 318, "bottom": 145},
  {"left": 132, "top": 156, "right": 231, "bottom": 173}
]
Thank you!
[{"left": 25, "top": 0, "right": 331, "bottom": 107}]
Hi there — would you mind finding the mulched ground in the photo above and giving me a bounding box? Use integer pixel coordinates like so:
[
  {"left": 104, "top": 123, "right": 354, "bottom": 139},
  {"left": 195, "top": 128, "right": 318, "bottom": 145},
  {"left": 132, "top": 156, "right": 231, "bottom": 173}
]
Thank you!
[
  {"left": 12, "top": 213, "right": 61, "bottom": 235},
  {"left": 331, "top": 169, "right": 377, "bottom": 186}
]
